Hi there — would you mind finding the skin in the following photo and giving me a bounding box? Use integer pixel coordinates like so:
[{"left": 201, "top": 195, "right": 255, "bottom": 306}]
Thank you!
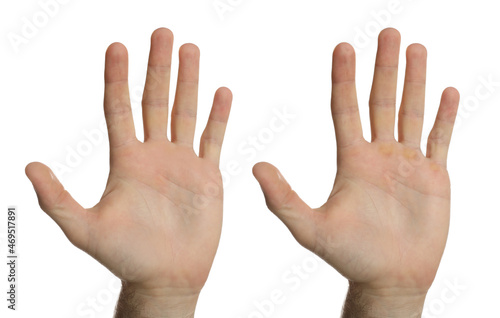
[
  {"left": 253, "top": 28, "right": 459, "bottom": 317},
  {"left": 26, "top": 28, "right": 232, "bottom": 318}
]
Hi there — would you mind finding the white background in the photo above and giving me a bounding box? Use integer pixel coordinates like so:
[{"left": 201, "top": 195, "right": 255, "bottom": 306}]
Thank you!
[{"left": 1, "top": 0, "right": 499, "bottom": 317}]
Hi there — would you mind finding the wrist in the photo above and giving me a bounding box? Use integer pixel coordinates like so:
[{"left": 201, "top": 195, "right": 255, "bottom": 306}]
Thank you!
[
  {"left": 115, "top": 281, "right": 200, "bottom": 318},
  {"left": 342, "top": 282, "right": 427, "bottom": 318}
]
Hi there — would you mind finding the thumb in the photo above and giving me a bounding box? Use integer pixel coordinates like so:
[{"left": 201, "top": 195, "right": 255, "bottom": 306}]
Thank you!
[
  {"left": 252, "top": 162, "right": 316, "bottom": 249},
  {"left": 25, "top": 162, "right": 91, "bottom": 250}
]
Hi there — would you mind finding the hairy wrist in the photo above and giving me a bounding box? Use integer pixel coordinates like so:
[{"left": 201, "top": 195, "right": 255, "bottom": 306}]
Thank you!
[
  {"left": 114, "top": 281, "right": 200, "bottom": 318},
  {"left": 342, "top": 282, "right": 427, "bottom": 318}
]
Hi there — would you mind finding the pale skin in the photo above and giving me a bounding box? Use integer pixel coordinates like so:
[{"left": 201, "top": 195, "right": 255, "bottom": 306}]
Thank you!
[
  {"left": 26, "top": 28, "right": 232, "bottom": 317},
  {"left": 253, "top": 28, "right": 459, "bottom": 317}
]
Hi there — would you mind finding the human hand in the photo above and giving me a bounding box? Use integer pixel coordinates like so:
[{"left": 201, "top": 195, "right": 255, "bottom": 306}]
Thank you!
[
  {"left": 253, "top": 28, "right": 459, "bottom": 317},
  {"left": 26, "top": 28, "right": 232, "bottom": 317}
]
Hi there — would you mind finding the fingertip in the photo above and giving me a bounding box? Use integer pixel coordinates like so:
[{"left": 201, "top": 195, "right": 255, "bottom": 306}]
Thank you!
[
  {"left": 179, "top": 43, "right": 200, "bottom": 59},
  {"left": 443, "top": 87, "right": 460, "bottom": 102},
  {"left": 406, "top": 43, "right": 427, "bottom": 59},
  {"left": 252, "top": 162, "right": 262, "bottom": 178},
  {"left": 214, "top": 87, "right": 233, "bottom": 109},
  {"left": 25, "top": 162, "right": 53, "bottom": 183},
  {"left": 252, "top": 162, "right": 273, "bottom": 179},
  {"left": 106, "top": 42, "right": 128, "bottom": 60},
  {"left": 332, "top": 43, "right": 356, "bottom": 83},
  {"left": 216, "top": 86, "right": 233, "bottom": 100},
  {"left": 151, "top": 27, "right": 174, "bottom": 43},
  {"left": 25, "top": 163, "right": 62, "bottom": 211},
  {"left": 105, "top": 43, "right": 129, "bottom": 83},
  {"left": 25, "top": 161, "right": 40, "bottom": 178},
  {"left": 379, "top": 27, "right": 401, "bottom": 42},
  {"left": 149, "top": 28, "right": 174, "bottom": 59},
  {"left": 253, "top": 162, "right": 288, "bottom": 191},
  {"left": 375, "top": 28, "right": 401, "bottom": 65},
  {"left": 333, "top": 42, "right": 355, "bottom": 59},
  {"left": 441, "top": 87, "right": 460, "bottom": 117},
  {"left": 439, "top": 88, "right": 460, "bottom": 123},
  {"left": 208, "top": 87, "right": 232, "bottom": 124}
]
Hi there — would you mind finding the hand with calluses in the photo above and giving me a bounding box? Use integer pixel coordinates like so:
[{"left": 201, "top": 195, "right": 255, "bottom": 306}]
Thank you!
[
  {"left": 26, "top": 28, "right": 232, "bottom": 318},
  {"left": 253, "top": 28, "right": 459, "bottom": 317}
]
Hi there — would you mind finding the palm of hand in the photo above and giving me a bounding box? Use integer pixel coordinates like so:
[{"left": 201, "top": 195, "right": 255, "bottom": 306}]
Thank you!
[
  {"left": 315, "top": 141, "right": 450, "bottom": 291},
  {"left": 88, "top": 141, "right": 223, "bottom": 290}
]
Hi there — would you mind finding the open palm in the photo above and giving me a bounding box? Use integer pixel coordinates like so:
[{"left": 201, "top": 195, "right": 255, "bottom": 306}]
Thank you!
[
  {"left": 253, "top": 28, "right": 459, "bottom": 297},
  {"left": 26, "top": 28, "right": 232, "bottom": 296}
]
